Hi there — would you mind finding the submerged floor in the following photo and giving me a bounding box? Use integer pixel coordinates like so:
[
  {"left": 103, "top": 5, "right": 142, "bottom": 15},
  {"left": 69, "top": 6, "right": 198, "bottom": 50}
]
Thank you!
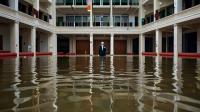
[{"left": 0, "top": 56, "right": 200, "bottom": 112}]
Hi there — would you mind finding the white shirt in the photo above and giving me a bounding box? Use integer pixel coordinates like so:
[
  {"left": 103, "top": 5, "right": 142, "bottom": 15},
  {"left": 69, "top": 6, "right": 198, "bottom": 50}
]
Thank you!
[{"left": 101, "top": 45, "right": 104, "bottom": 50}]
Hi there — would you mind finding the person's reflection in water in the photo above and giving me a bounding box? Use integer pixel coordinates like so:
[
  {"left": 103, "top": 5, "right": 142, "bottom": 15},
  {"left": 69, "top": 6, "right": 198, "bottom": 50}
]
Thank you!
[{"left": 99, "top": 41, "right": 106, "bottom": 73}]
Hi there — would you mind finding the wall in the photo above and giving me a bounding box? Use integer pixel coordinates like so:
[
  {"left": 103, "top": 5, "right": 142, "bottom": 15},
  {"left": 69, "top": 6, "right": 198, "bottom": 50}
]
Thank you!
[
  {"left": 20, "top": 28, "right": 31, "bottom": 52},
  {"left": 37, "top": 32, "right": 48, "bottom": 52},
  {"left": 0, "top": 24, "right": 10, "bottom": 51}
]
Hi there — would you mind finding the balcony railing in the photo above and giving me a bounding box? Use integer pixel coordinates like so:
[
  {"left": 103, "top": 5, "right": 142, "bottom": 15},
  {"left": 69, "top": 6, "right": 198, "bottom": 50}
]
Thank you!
[{"left": 56, "top": 0, "right": 139, "bottom": 6}]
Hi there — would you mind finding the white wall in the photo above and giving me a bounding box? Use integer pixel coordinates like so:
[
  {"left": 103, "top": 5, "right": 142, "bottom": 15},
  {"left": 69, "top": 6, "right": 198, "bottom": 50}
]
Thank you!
[
  {"left": 20, "top": 28, "right": 31, "bottom": 52},
  {"left": 0, "top": 24, "right": 10, "bottom": 51},
  {"left": 39, "top": 33, "right": 48, "bottom": 52}
]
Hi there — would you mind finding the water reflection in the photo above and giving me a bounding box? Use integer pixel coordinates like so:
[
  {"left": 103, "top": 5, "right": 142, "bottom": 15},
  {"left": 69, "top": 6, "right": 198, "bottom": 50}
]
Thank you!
[{"left": 0, "top": 56, "right": 200, "bottom": 111}]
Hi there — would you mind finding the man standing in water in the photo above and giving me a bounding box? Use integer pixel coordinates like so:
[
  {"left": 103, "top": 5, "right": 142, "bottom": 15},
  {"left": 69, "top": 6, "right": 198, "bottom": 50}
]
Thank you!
[{"left": 99, "top": 41, "right": 106, "bottom": 56}]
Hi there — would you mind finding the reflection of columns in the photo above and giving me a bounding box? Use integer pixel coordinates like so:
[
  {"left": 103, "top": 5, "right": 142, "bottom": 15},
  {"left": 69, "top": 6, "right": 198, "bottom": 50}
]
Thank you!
[
  {"left": 10, "top": 21, "right": 19, "bottom": 56},
  {"left": 110, "top": 0, "right": 113, "bottom": 27},
  {"left": 197, "top": 28, "right": 200, "bottom": 53},
  {"left": 110, "top": 56, "right": 114, "bottom": 75},
  {"left": 31, "top": 27, "right": 36, "bottom": 54},
  {"left": 12, "top": 57, "right": 20, "bottom": 112},
  {"left": 90, "top": 33, "right": 93, "bottom": 55},
  {"left": 154, "top": 0, "right": 160, "bottom": 21},
  {"left": 127, "top": 37, "right": 133, "bottom": 54},
  {"left": 174, "top": 24, "right": 182, "bottom": 57},
  {"left": 31, "top": 57, "right": 37, "bottom": 84},
  {"left": 139, "top": 34, "right": 145, "bottom": 55},
  {"left": 174, "top": 0, "right": 182, "bottom": 14},
  {"left": 89, "top": 56, "right": 93, "bottom": 74},
  {"left": 155, "top": 29, "right": 162, "bottom": 55},
  {"left": 172, "top": 56, "right": 183, "bottom": 112},
  {"left": 9, "top": 0, "right": 18, "bottom": 11},
  {"left": 49, "top": 56, "right": 58, "bottom": 111},
  {"left": 110, "top": 34, "right": 114, "bottom": 55},
  {"left": 49, "top": 33, "right": 57, "bottom": 55}
]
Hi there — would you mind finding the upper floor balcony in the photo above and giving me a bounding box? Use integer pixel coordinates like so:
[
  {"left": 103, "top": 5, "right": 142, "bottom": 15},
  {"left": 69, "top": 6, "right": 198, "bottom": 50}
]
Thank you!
[
  {"left": 56, "top": 0, "right": 139, "bottom": 6},
  {"left": 56, "top": 15, "right": 138, "bottom": 27}
]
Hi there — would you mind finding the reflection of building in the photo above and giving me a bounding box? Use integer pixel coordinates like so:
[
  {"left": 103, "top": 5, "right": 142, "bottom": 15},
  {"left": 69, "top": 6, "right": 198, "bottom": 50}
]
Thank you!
[{"left": 0, "top": 0, "right": 199, "bottom": 56}]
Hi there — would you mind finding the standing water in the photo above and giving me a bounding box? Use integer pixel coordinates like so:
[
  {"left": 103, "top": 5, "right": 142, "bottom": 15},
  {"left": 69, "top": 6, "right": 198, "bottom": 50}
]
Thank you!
[{"left": 0, "top": 56, "right": 200, "bottom": 112}]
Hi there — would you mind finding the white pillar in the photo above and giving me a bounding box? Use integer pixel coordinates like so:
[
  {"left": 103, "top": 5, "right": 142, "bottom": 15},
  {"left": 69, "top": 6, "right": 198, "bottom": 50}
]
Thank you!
[
  {"left": 34, "top": 0, "right": 39, "bottom": 10},
  {"left": 9, "top": 0, "right": 18, "bottom": 11},
  {"left": 10, "top": 21, "right": 19, "bottom": 55},
  {"left": 70, "top": 36, "right": 76, "bottom": 53},
  {"left": 197, "top": 28, "right": 200, "bottom": 53},
  {"left": 174, "top": 0, "right": 182, "bottom": 14},
  {"left": 31, "top": 27, "right": 36, "bottom": 55},
  {"left": 90, "top": 33, "right": 93, "bottom": 55},
  {"left": 139, "top": 34, "right": 145, "bottom": 55},
  {"left": 154, "top": 0, "right": 160, "bottom": 21},
  {"left": 174, "top": 24, "right": 182, "bottom": 57},
  {"left": 155, "top": 29, "right": 162, "bottom": 55},
  {"left": 139, "top": 0, "right": 145, "bottom": 26},
  {"left": 49, "top": 0, "right": 56, "bottom": 25},
  {"left": 49, "top": 33, "right": 57, "bottom": 55},
  {"left": 90, "top": 2, "right": 93, "bottom": 27},
  {"left": 110, "top": 34, "right": 114, "bottom": 55},
  {"left": 110, "top": 0, "right": 113, "bottom": 27},
  {"left": 127, "top": 37, "right": 133, "bottom": 54}
]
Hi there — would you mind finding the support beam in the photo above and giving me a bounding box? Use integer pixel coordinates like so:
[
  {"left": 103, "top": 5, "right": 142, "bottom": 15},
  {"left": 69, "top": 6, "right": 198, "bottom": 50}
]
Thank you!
[
  {"left": 110, "top": 0, "right": 113, "bottom": 27},
  {"left": 90, "top": 33, "right": 93, "bottom": 55},
  {"left": 9, "top": 0, "right": 18, "bottom": 11},
  {"left": 127, "top": 37, "right": 133, "bottom": 54},
  {"left": 110, "top": 34, "right": 114, "bottom": 55},
  {"left": 155, "top": 29, "right": 162, "bottom": 54},
  {"left": 10, "top": 21, "right": 19, "bottom": 56},
  {"left": 139, "top": 34, "right": 145, "bottom": 55},
  {"left": 139, "top": 0, "right": 145, "bottom": 26},
  {"left": 34, "top": 0, "right": 39, "bottom": 11},
  {"left": 174, "top": 24, "right": 182, "bottom": 57},
  {"left": 31, "top": 27, "right": 36, "bottom": 55},
  {"left": 70, "top": 36, "right": 76, "bottom": 53},
  {"left": 174, "top": 0, "right": 182, "bottom": 14},
  {"left": 49, "top": 33, "right": 57, "bottom": 55},
  {"left": 154, "top": 0, "right": 160, "bottom": 21}
]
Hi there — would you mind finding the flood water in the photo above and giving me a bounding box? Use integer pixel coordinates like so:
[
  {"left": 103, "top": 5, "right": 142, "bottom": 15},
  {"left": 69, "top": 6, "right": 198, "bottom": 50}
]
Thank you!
[{"left": 0, "top": 56, "right": 200, "bottom": 112}]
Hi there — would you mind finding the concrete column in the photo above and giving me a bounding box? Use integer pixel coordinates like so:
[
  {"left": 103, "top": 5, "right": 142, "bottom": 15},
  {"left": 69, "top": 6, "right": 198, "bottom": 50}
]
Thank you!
[
  {"left": 197, "top": 28, "right": 200, "bottom": 53},
  {"left": 154, "top": 0, "right": 160, "bottom": 21},
  {"left": 174, "top": 24, "right": 182, "bottom": 57},
  {"left": 10, "top": 21, "right": 19, "bottom": 55},
  {"left": 34, "top": 0, "right": 39, "bottom": 10},
  {"left": 90, "top": 1, "right": 93, "bottom": 27},
  {"left": 70, "top": 36, "right": 76, "bottom": 53},
  {"left": 49, "top": 0, "right": 56, "bottom": 25},
  {"left": 155, "top": 29, "right": 162, "bottom": 54},
  {"left": 90, "top": 33, "right": 93, "bottom": 55},
  {"left": 110, "top": 34, "right": 114, "bottom": 55},
  {"left": 139, "top": 34, "right": 145, "bottom": 55},
  {"left": 31, "top": 27, "right": 36, "bottom": 54},
  {"left": 9, "top": 0, "right": 18, "bottom": 11},
  {"left": 127, "top": 37, "right": 133, "bottom": 54},
  {"left": 174, "top": 0, "right": 182, "bottom": 14},
  {"left": 49, "top": 33, "right": 57, "bottom": 55},
  {"left": 110, "top": 0, "right": 113, "bottom": 27},
  {"left": 139, "top": 0, "right": 145, "bottom": 26}
]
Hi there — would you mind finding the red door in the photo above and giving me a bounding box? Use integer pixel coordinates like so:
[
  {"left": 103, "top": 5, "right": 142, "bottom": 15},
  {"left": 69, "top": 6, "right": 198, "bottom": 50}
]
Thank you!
[{"left": 76, "top": 40, "right": 90, "bottom": 54}]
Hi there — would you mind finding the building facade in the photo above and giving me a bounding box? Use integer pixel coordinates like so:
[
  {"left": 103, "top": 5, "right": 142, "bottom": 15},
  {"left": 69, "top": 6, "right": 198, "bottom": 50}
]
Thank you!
[{"left": 0, "top": 0, "right": 200, "bottom": 56}]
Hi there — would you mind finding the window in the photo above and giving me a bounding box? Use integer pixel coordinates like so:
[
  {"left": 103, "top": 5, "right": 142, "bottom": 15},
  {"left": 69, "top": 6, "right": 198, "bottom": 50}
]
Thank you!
[
  {"left": 103, "top": 0, "right": 109, "bottom": 5},
  {"left": 102, "top": 16, "right": 110, "bottom": 26},
  {"left": 130, "top": 0, "right": 139, "bottom": 5},
  {"left": 166, "top": 5, "right": 174, "bottom": 16},
  {"left": 57, "top": 0, "right": 64, "bottom": 5},
  {"left": 121, "top": 0, "right": 128, "bottom": 5},
  {"left": 114, "top": 16, "right": 121, "bottom": 26},
  {"left": 65, "top": 0, "right": 73, "bottom": 5},
  {"left": 121, "top": 16, "right": 129, "bottom": 26},
  {"left": 93, "top": 0, "right": 100, "bottom": 5},
  {"left": 113, "top": 0, "right": 120, "bottom": 5},
  {"left": 83, "top": 16, "right": 90, "bottom": 26},
  {"left": 94, "top": 16, "right": 101, "bottom": 26},
  {"left": 66, "top": 16, "right": 75, "bottom": 26},
  {"left": 57, "top": 17, "right": 64, "bottom": 26},
  {"left": 75, "top": 16, "right": 82, "bottom": 26},
  {"left": 76, "top": 0, "right": 82, "bottom": 5}
]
